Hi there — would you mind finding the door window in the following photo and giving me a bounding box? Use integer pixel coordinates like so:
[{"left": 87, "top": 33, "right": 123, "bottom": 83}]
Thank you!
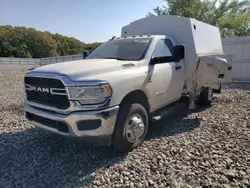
[{"left": 153, "top": 39, "right": 174, "bottom": 58}]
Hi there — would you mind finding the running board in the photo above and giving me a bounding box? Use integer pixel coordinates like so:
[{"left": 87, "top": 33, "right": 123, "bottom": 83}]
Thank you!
[{"left": 151, "top": 102, "right": 187, "bottom": 122}]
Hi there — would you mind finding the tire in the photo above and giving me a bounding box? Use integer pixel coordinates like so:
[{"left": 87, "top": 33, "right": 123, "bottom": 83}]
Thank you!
[
  {"left": 197, "top": 87, "right": 213, "bottom": 106},
  {"left": 112, "top": 103, "right": 148, "bottom": 152}
]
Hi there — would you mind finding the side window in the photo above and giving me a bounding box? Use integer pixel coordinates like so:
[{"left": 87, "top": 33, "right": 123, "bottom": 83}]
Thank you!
[
  {"left": 165, "top": 39, "right": 174, "bottom": 55},
  {"left": 153, "top": 39, "right": 173, "bottom": 58}
]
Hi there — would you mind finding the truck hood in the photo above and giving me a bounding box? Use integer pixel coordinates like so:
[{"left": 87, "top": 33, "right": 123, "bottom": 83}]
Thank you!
[{"left": 32, "top": 59, "right": 138, "bottom": 81}]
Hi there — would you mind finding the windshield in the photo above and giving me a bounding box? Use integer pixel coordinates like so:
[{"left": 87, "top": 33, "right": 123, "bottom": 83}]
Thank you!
[{"left": 86, "top": 38, "right": 152, "bottom": 61}]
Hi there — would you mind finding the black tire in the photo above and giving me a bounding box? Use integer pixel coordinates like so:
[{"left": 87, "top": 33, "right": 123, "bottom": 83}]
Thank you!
[
  {"left": 112, "top": 103, "right": 148, "bottom": 152},
  {"left": 197, "top": 87, "right": 213, "bottom": 106}
]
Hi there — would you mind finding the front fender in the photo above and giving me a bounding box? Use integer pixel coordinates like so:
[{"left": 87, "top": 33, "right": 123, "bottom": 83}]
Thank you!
[{"left": 105, "top": 67, "right": 150, "bottom": 107}]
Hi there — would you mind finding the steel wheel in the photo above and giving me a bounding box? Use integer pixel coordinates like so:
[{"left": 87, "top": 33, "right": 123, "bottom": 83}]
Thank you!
[
  {"left": 125, "top": 114, "right": 145, "bottom": 143},
  {"left": 112, "top": 103, "right": 148, "bottom": 152}
]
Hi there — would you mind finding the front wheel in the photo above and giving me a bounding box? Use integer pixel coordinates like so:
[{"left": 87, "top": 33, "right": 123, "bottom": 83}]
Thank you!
[
  {"left": 112, "top": 103, "right": 148, "bottom": 152},
  {"left": 197, "top": 87, "right": 213, "bottom": 106}
]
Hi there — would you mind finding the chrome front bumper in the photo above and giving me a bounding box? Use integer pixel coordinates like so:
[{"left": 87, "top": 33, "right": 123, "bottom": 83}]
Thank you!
[{"left": 24, "top": 102, "right": 119, "bottom": 145}]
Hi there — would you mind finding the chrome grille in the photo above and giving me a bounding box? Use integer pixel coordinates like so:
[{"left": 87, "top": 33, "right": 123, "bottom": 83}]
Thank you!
[
  {"left": 24, "top": 77, "right": 70, "bottom": 110},
  {"left": 25, "top": 77, "right": 65, "bottom": 88}
]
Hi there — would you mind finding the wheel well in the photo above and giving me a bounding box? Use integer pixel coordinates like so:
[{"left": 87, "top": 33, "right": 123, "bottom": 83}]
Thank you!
[{"left": 120, "top": 90, "right": 150, "bottom": 115}]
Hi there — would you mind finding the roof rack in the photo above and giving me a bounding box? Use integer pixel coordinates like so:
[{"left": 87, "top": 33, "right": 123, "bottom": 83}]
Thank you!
[{"left": 109, "top": 34, "right": 153, "bottom": 41}]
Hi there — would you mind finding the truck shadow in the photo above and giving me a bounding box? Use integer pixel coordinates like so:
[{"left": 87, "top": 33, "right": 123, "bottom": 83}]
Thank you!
[
  {"left": 0, "top": 129, "right": 125, "bottom": 188},
  {"left": 147, "top": 104, "right": 203, "bottom": 140},
  {"left": 0, "top": 104, "right": 209, "bottom": 188}
]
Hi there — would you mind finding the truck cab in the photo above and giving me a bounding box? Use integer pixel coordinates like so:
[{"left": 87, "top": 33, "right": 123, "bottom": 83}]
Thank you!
[{"left": 85, "top": 35, "right": 185, "bottom": 112}]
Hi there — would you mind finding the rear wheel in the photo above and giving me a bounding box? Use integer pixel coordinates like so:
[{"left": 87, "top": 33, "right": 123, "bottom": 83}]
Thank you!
[
  {"left": 112, "top": 103, "right": 148, "bottom": 152},
  {"left": 197, "top": 87, "right": 213, "bottom": 106}
]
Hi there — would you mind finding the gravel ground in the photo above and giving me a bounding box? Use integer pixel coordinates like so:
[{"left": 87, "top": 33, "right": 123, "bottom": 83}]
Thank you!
[{"left": 0, "top": 64, "right": 249, "bottom": 188}]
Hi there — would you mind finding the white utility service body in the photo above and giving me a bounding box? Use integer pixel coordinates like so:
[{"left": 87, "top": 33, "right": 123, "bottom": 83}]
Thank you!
[
  {"left": 121, "top": 15, "right": 232, "bottom": 98},
  {"left": 24, "top": 15, "right": 232, "bottom": 151}
]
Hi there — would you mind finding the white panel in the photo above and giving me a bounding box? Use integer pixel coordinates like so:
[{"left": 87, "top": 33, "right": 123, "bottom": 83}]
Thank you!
[
  {"left": 191, "top": 19, "right": 223, "bottom": 54},
  {"left": 242, "top": 43, "right": 249, "bottom": 60},
  {"left": 247, "top": 61, "right": 250, "bottom": 79},
  {"left": 236, "top": 44, "right": 242, "bottom": 61},
  {"left": 222, "top": 36, "right": 250, "bottom": 80},
  {"left": 234, "top": 63, "right": 242, "bottom": 78},
  {"left": 242, "top": 63, "right": 248, "bottom": 78},
  {"left": 232, "top": 63, "right": 237, "bottom": 78}
]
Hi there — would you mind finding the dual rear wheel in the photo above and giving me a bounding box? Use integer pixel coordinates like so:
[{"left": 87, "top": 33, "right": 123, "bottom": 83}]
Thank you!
[{"left": 197, "top": 87, "right": 213, "bottom": 105}]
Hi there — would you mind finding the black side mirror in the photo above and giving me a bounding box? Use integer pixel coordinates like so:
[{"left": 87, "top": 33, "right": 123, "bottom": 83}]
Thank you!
[
  {"left": 150, "top": 56, "right": 175, "bottom": 65},
  {"left": 83, "top": 51, "right": 88, "bottom": 59},
  {"left": 174, "top": 45, "right": 185, "bottom": 61}
]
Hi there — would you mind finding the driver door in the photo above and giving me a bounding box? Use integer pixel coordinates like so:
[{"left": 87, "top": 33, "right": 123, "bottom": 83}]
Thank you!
[{"left": 146, "top": 38, "right": 184, "bottom": 111}]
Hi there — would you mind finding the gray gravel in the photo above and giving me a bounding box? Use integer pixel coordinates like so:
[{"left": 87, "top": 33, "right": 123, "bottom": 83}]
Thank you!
[{"left": 0, "top": 64, "right": 250, "bottom": 188}]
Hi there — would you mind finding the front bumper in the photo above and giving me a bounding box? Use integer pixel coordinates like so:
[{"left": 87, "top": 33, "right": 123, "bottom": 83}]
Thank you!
[{"left": 24, "top": 102, "right": 119, "bottom": 145}]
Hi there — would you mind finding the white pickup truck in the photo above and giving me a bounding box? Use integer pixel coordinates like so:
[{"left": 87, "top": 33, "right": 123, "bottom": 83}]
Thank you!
[{"left": 24, "top": 15, "right": 232, "bottom": 151}]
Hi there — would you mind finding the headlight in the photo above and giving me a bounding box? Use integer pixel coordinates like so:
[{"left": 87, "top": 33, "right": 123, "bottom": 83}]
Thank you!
[{"left": 67, "top": 84, "right": 112, "bottom": 105}]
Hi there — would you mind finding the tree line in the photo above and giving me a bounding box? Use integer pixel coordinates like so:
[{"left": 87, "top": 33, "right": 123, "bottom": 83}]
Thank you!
[
  {"left": 0, "top": 25, "right": 101, "bottom": 58},
  {"left": 148, "top": 0, "right": 250, "bottom": 37}
]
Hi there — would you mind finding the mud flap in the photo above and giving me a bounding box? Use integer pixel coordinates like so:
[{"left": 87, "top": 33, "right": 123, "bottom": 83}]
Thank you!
[{"left": 212, "top": 84, "right": 221, "bottom": 93}]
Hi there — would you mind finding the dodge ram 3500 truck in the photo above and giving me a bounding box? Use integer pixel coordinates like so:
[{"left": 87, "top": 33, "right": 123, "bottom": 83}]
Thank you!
[{"left": 24, "top": 15, "right": 232, "bottom": 152}]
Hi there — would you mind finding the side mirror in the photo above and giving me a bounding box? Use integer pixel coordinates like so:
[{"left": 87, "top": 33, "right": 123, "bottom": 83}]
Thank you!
[
  {"left": 174, "top": 45, "right": 185, "bottom": 61},
  {"left": 150, "top": 56, "right": 175, "bottom": 65},
  {"left": 83, "top": 51, "right": 88, "bottom": 59}
]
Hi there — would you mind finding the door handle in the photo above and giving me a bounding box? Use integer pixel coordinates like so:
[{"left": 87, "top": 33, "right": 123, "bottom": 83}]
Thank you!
[{"left": 175, "top": 65, "right": 182, "bottom": 70}]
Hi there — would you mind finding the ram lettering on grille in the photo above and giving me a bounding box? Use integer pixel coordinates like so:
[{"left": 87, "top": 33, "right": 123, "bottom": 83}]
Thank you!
[
  {"left": 24, "top": 77, "right": 70, "bottom": 110},
  {"left": 25, "top": 84, "right": 66, "bottom": 95},
  {"left": 25, "top": 85, "right": 50, "bottom": 93}
]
